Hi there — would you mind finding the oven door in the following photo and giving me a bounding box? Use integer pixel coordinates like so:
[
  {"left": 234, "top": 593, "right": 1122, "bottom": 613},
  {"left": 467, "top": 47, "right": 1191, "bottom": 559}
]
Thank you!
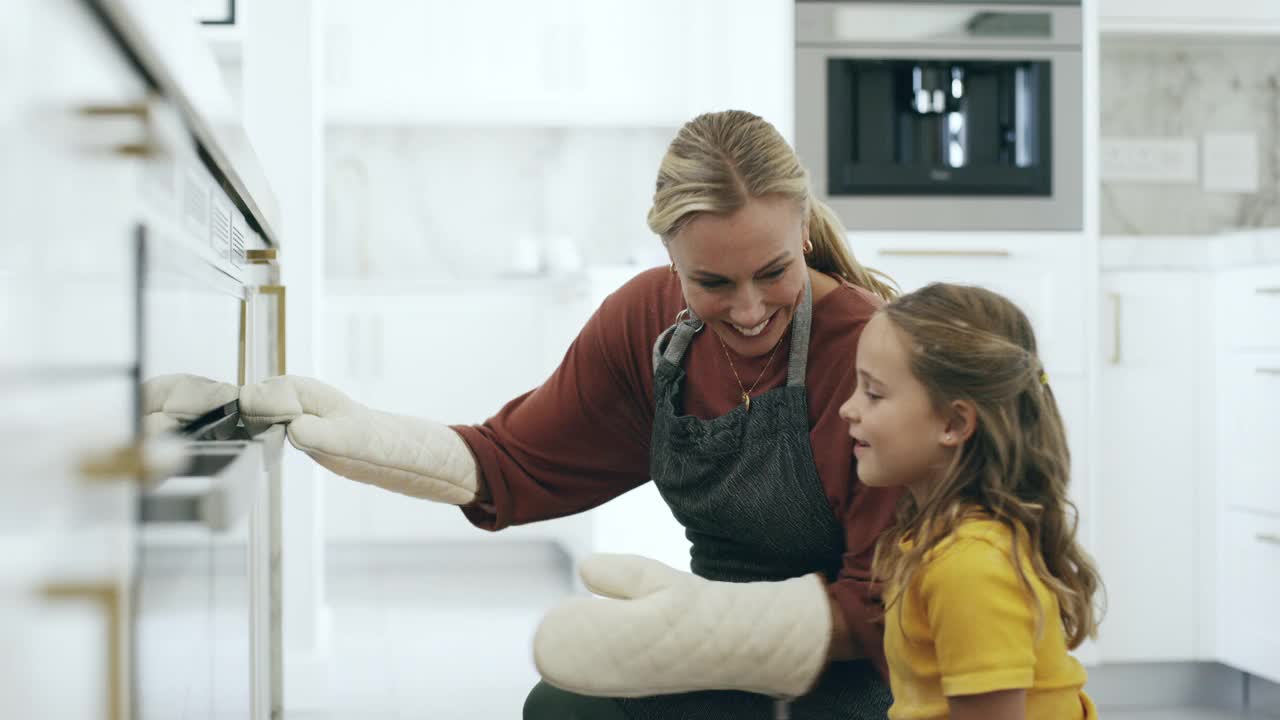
[{"left": 133, "top": 226, "right": 279, "bottom": 720}]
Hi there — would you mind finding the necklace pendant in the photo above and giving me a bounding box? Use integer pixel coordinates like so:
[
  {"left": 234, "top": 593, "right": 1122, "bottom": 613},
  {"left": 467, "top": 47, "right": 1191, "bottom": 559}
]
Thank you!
[{"left": 742, "top": 392, "right": 751, "bottom": 411}]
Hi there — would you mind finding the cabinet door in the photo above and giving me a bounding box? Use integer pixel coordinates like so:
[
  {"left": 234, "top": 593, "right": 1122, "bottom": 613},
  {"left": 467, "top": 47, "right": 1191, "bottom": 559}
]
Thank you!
[
  {"left": 1, "top": 378, "right": 138, "bottom": 720},
  {"left": 4, "top": 0, "right": 149, "bottom": 373},
  {"left": 1218, "top": 352, "right": 1280, "bottom": 516},
  {"left": 1220, "top": 510, "right": 1280, "bottom": 683},
  {"left": 1095, "top": 271, "right": 1202, "bottom": 661},
  {"left": 852, "top": 233, "right": 1087, "bottom": 375}
]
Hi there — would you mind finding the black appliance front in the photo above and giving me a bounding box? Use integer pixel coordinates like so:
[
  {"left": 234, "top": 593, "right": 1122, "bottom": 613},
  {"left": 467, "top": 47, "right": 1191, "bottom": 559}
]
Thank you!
[{"left": 827, "top": 57, "right": 1051, "bottom": 196}]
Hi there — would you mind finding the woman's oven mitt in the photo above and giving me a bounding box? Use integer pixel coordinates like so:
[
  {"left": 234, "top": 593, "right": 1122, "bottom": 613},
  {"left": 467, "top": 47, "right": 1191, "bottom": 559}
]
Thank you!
[
  {"left": 141, "top": 373, "right": 240, "bottom": 436},
  {"left": 238, "top": 375, "right": 478, "bottom": 504},
  {"left": 533, "top": 554, "right": 832, "bottom": 699}
]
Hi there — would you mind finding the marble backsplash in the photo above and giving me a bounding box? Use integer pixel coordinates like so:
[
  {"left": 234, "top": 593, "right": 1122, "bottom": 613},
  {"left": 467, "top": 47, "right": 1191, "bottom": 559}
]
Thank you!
[
  {"left": 1101, "top": 40, "right": 1280, "bottom": 235},
  {"left": 325, "top": 127, "right": 677, "bottom": 284}
]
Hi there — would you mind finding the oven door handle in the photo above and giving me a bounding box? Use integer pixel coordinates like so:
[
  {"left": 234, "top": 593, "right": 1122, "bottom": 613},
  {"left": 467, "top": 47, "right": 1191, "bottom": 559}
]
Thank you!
[{"left": 139, "top": 432, "right": 274, "bottom": 531}]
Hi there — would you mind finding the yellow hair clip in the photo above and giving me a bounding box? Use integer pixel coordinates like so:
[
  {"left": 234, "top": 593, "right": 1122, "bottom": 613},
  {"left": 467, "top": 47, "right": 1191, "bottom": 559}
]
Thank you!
[{"left": 1039, "top": 370, "right": 1049, "bottom": 386}]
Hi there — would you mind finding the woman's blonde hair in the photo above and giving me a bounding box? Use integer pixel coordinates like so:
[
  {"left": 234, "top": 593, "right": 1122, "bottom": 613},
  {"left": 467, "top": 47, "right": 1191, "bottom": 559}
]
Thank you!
[
  {"left": 872, "top": 282, "right": 1103, "bottom": 649},
  {"left": 646, "top": 110, "right": 896, "bottom": 300}
]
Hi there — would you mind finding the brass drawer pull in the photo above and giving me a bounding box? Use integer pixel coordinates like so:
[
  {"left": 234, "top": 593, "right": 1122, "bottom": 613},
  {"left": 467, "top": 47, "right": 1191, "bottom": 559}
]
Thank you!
[
  {"left": 246, "top": 248, "right": 279, "bottom": 265},
  {"left": 42, "top": 583, "right": 127, "bottom": 720}
]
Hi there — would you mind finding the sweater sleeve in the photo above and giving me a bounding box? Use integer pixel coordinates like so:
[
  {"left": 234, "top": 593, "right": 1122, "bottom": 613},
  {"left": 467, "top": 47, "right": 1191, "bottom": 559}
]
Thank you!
[
  {"left": 453, "top": 271, "right": 666, "bottom": 531},
  {"left": 825, "top": 476, "right": 900, "bottom": 680}
]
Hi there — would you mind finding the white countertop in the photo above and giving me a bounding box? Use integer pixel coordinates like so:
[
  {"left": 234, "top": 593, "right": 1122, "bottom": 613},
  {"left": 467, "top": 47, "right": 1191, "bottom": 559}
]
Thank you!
[{"left": 1101, "top": 228, "right": 1280, "bottom": 271}]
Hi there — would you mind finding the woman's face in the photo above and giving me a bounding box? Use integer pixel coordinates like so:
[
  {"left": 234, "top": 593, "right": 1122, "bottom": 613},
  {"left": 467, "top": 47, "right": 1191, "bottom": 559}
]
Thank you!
[{"left": 667, "top": 195, "right": 810, "bottom": 358}]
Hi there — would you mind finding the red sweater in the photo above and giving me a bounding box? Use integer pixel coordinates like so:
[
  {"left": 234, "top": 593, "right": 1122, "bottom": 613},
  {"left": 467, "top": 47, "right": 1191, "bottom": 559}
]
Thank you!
[{"left": 453, "top": 266, "right": 902, "bottom": 674}]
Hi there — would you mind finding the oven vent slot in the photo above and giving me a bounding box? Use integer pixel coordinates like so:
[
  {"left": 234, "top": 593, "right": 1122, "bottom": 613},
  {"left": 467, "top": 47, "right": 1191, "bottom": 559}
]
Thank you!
[
  {"left": 230, "top": 223, "right": 245, "bottom": 267},
  {"left": 211, "top": 204, "right": 232, "bottom": 260}
]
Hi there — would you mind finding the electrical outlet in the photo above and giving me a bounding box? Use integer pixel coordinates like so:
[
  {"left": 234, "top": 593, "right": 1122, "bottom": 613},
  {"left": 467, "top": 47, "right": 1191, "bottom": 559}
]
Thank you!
[{"left": 1100, "top": 138, "right": 1199, "bottom": 183}]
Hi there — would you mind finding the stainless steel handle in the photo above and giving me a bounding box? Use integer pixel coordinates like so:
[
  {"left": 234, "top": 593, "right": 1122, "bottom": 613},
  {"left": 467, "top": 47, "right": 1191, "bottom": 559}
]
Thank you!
[
  {"left": 1256, "top": 287, "right": 1280, "bottom": 295},
  {"left": 1257, "top": 368, "right": 1280, "bottom": 376},
  {"left": 1257, "top": 533, "right": 1280, "bottom": 545},
  {"left": 42, "top": 582, "right": 127, "bottom": 720},
  {"left": 1108, "top": 292, "right": 1122, "bottom": 365},
  {"left": 140, "top": 441, "right": 262, "bottom": 531},
  {"left": 878, "top": 249, "right": 1012, "bottom": 258}
]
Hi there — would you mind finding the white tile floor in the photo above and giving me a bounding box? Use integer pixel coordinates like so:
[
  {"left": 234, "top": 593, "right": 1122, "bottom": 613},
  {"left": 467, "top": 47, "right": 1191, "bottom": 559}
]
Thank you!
[{"left": 287, "top": 542, "right": 1276, "bottom": 720}]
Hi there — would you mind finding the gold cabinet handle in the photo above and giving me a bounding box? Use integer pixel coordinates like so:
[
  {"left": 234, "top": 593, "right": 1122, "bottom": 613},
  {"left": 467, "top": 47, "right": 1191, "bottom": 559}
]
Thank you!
[
  {"left": 878, "top": 249, "right": 1012, "bottom": 258},
  {"left": 77, "top": 103, "right": 149, "bottom": 119},
  {"left": 1107, "top": 292, "right": 1122, "bottom": 365},
  {"left": 41, "top": 583, "right": 127, "bottom": 720},
  {"left": 76, "top": 101, "right": 162, "bottom": 158},
  {"left": 246, "top": 248, "right": 279, "bottom": 265},
  {"left": 242, "top": 285, "right": 288, "bottom": 384},
  {"left": 261, "top": 285, "right": 287, "bottom": 376}
]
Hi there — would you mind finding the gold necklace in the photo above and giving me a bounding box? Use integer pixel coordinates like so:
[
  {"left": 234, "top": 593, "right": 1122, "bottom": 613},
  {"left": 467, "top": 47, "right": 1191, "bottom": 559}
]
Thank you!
[{"left": 715, "top": 328, "right": 785, "bottom": 412}]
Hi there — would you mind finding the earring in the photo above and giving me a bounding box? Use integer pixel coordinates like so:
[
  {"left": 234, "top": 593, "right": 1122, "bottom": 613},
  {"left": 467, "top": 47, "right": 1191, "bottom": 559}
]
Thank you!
[
  {"left": 669, "top": 262, "right": 677, "bottom": 275},
  {"left": 803, "top": 238, "right": 814, "bottom": 255}
]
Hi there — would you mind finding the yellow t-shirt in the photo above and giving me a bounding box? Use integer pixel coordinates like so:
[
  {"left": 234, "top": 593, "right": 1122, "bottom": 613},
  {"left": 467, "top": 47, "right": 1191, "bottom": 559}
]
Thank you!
[{"left": 884, "top": 519, "right": 1097, "bottom": 720}]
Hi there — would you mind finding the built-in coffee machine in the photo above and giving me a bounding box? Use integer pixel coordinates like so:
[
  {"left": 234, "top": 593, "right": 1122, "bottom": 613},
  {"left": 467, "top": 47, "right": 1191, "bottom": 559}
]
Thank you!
[{"left": 796, "top": 1, "right": 1082, "bottom": 231}]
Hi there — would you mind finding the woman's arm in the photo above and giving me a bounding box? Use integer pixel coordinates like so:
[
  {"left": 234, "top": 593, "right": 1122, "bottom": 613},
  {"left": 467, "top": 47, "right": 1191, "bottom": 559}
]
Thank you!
[
  {"left": 826, "top": 594, "right": 862, "bottom": 661},
  {"left": 948, "top": 689, "right": 1026, "bottom": 720}
]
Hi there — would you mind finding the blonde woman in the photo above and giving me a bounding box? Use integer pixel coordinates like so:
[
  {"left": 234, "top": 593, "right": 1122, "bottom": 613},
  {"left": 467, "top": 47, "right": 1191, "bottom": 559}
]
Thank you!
[
  {"left": 838, "top": 283, "right": 1103, "bottom": 720},
  {"left": 242, "top": 110, "right": 900, "bottom": 719}
]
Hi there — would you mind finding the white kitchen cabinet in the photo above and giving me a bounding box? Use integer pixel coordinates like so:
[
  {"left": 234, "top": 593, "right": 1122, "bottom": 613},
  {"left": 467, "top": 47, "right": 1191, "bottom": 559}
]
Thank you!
[
  {"left": 1095, "top": 270, "right": 1208, "bottom": 662},
  {"left": 322, "top": 0, "right": 791, "bottom": 129},
  {"left": 319, "top": 282, "right": 598, "bottom": 561},
  {"left": 851, "top": 233, "right": 1089, "bottom": 377},
  {"left": 1219, "top": 510, "right": 1280, "bottom": 684},
  {"left": 1100, "top": 0, "right": 1280, "bottom": 34},
  {"left": 1216, "top": 352, "right": 1280, "bottom": 516}
]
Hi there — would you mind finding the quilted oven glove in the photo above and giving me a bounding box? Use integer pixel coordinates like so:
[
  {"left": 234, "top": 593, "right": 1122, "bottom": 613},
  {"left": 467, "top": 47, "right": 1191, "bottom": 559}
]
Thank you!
[
  {"left": 238, "top": 375, "right": 479, "bottom": 504},
  {"left": 534, "top": 554, "right": 833, "bottom": 699},
  {"left": 141, "top": 373, "right": 240, "bottom": 436}
]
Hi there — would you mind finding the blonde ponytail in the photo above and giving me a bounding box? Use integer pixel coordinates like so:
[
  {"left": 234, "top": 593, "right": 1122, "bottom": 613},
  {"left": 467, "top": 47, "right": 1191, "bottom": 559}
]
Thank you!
[{"left": 807, "top": 196, "right": 897, "bottom": 301}]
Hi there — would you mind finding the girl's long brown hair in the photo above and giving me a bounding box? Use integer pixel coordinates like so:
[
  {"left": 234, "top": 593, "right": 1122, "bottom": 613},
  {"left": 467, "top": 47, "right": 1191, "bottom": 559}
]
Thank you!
[{"left": 872, "top": 282, "right": 1103, "bottom": 648}]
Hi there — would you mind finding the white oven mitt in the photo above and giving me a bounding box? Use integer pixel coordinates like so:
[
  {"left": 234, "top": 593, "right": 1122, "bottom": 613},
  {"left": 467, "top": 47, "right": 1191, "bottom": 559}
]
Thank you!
[
  {"left": 141, "top": 373, "right": 240, "bottom": 436},
  {"left": 237, "top": 375, "right": 478, "bottom": 504},
  {"left": 533, "top": 554, "right": 833, "bottom": 699}
]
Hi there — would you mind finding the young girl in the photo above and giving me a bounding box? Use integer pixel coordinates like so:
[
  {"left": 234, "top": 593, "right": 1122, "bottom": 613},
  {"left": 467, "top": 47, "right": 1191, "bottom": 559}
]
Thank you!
[{"left": 838, "top": 282, "right": 1102, "bottom": 720}]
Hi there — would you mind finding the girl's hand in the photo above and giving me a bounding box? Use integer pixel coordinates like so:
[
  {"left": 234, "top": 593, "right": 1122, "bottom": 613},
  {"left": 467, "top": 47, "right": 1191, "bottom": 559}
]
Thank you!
[{"left": 948, "top": 688, "right": 1026, "bottom": 720}]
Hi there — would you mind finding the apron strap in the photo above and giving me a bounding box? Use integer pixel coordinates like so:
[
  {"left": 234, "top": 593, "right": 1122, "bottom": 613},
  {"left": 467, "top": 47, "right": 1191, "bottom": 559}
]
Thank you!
[
  {"left": 652, "top": 276, "right": 814, "bottom": 385},
  {"left": 652, "top": 308, "right": 704, "bottom": 372},
  {"left": 786, "top": 279, "right": 813, "bottom": 388}
]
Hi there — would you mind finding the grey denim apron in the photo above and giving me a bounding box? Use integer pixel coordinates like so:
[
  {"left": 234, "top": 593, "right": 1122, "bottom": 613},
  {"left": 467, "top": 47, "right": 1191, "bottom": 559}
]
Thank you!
[{"left": 610, "top": 279, "right": 891, "bottom": 720}]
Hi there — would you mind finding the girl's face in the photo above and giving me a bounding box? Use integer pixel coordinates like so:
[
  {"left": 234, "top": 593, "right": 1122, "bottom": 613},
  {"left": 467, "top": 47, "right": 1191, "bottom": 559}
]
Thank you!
[
  {"left": 667, "top": 195, "right": 810, "bottom": 359},
  {"left": 838, "top": 312, "right": 958, "bottom": 501}
]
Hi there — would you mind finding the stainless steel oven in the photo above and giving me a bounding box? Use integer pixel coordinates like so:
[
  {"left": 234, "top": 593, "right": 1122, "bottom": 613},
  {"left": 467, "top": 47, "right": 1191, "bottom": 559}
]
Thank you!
[
  {"left": 795, "top": 0, "right": 1083, "bottom": 231},
  {"left": 129, "top": 89, "right": 285, "bottom": 720}
]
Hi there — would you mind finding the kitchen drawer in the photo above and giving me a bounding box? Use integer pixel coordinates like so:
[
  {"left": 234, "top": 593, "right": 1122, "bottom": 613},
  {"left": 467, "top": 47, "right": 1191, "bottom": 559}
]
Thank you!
[
  {"left": 1218, "top": 352, "right": 1280, "bottom": 516},
  {"left": 1217, "top": 265, "right": 1280, "bottom": 350},
  {"left": 848, "top": 233, "right": 1088, "bottom": 375},
  {"left": 1220, "top": 510, "right": 1280, "bottom": 684}
]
